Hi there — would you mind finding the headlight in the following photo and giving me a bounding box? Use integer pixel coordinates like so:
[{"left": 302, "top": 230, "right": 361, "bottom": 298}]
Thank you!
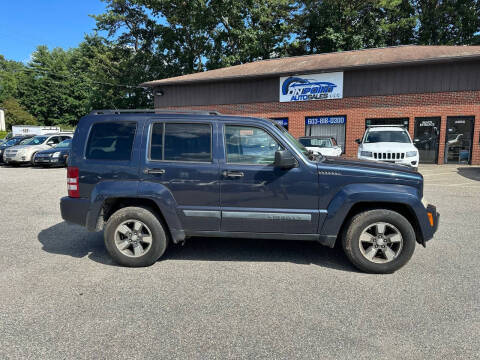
[
  {"left": 406, "top": 151, "right": 417, "bottom": 157},
  {"left": 52, "top": 152, "right": 61, "bottom": 158},
  {"left": 360, "top": 151, "right": 373, "bottom": 157}
]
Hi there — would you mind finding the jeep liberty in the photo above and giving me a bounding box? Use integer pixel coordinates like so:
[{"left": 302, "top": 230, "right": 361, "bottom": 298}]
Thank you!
[{"left": 60, "top": 110, "right": 439, "bottom": 273}]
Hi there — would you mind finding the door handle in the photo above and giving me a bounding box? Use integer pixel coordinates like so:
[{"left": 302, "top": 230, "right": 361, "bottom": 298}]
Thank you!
[
  {"left": 144, "top": 168, "right": 166, "bottom": 175},
  {"left": 223, "top": 170, "right": 244, "bottom": 178}
]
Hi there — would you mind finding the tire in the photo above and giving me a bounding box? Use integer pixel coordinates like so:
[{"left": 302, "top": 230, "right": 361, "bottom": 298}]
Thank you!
[
  {"left": 30, "top": 152, "right": 37, "bottom": 166},
  {"left": 342, "top": 209, "right": 416, "bottom": 274},
  {"left": 104, "top": 206, "right": 168, "bottom": 267}
]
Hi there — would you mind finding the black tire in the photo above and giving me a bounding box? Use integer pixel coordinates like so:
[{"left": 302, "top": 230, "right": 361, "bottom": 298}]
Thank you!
[
  {"left": 31, "top": 152, "right": 38, "bottom": 166},
  {"left": 342, "top": 209, "right": 416, "bottom": 274},
  {"left": 104, "top": 206, "right": 168, "bottom": 267}
]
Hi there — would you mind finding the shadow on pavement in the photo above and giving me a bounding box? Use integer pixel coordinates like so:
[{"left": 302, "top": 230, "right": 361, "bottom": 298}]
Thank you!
[
  {"left": 38, "top": 222, "right": 114, "bottom": 266},
  {"left": 38, "top": 221, "right": 357, "bottom": 272},
  {"left": 457, "top": 167, "right": 480, "bottom": 181}
]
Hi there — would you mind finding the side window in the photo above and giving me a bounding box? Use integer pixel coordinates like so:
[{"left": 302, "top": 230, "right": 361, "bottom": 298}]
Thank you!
[
  {"left": 49, "top": 137, "right": 60, "bottom": 144},
  {"left": 225, "top": 125, "right": 282, "bottom": 165},
  {"left": 86, "top": 122, "right": 136, "bottom": 161},
  {"left": 150, "top": 123, "right": 163, "bottom": 160},
  {"left": 151, "top": 123, "right": 211, "bottom": 162}
]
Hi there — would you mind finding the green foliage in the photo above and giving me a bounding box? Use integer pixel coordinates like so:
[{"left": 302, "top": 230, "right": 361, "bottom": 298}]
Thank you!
[{"left": 1, "top": 98, "right": 37, "bottom": 129}]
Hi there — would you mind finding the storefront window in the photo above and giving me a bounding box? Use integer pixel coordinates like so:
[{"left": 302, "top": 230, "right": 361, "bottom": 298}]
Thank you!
[
  {"left": 270, "top": 117, "right": 288, "bottom": 131},
  {"left": 305, "top": 115, "right": 346, "bottom": 152}
]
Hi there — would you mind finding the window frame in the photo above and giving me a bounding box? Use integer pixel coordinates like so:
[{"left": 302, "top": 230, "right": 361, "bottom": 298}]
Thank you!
[
  {"left": 223, "top": 124, "right": 286, "bottom": 166},
  {"left": 84, "top": 121, "right": 137, "bottom": 162},
  {"left": 147, "top": 121, "right": 214, "bottom": 164}
]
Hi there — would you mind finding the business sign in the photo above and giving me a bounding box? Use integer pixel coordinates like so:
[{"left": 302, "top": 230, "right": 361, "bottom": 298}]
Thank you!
[
  {"left": 305, "top": 116, "right": 346, "bottom": 126},
  {"left": 280, "top": 72, "right": 343, "bottom": 102},
  {"left": 271, "top": 118, "right": 288, "bottom": 127}
]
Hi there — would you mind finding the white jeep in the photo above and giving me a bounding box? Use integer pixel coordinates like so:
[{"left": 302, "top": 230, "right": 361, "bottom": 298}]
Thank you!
[{"left": 356, "top": 126, "right": 419, "bottom": 168}]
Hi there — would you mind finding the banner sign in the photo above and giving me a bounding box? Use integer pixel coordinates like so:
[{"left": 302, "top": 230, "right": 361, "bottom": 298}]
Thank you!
[
  {"left": 271, "top": 118, "right": 288, "bottom": 127},
  {"left": 305, "top": 116, "right": 346, "bottom": 126},
  {"left": 280, "top": 72, "right": 343, "bottom": 102}
]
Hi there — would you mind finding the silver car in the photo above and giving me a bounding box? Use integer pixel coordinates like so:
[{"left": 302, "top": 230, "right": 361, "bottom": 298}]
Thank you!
[{"left": 3, "top": 133, "right": 72, "bottom": 165}]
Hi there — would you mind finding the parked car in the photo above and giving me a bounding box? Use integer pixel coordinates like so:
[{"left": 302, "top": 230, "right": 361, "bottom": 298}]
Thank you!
[
  {"left": 356, "top": 126, "right": 419, "bottom": 168},
  {"left": 0, "top": 135, "right": 35, "bottom": 163},
  {"left": 34, "top": 138, "right": 72, "bottom": 167},
  {"left": 3, "top": 133, "right": 73, "bottom": 166},
  {"left": 60, "top": 110, "right": 439, "bottom": 273},
  {"left": 298, "top": 136, "right": 342, "bottom": 157}
]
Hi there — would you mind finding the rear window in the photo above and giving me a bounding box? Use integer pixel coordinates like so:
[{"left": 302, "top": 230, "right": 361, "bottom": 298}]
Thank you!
[
  {"left": 150, "top": 123, "right": 212, "bottom": 162},
  {"left": 86, "top": 122, "right": 136, "bottom": 160}
]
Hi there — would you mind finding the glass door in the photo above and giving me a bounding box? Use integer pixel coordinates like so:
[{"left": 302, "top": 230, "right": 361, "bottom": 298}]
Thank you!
[
  {"left": 444, "top": 116, "right": 474, "bottom": 164},
  {"left": 414, "top": 117, "right": 440, "bottom": 164}
]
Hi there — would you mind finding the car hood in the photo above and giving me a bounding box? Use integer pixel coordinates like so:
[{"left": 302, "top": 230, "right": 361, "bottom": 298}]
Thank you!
[
  {"left": 360, "top": 142, "right": 417, "bottom": 152},
  {"left": 321, "top": 156, "right": 419, "bottom": 175},
  {"left": 8, "top": 144, "right": 43, "bottom": 150},
  {"left": 38, "top": 147, "right": 70, "bottom": 155}
]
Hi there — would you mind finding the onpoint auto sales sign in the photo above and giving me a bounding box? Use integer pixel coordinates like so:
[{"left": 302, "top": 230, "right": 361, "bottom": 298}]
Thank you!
[{"left": 279, "top": 72, "right": 343, "bottom": 102}]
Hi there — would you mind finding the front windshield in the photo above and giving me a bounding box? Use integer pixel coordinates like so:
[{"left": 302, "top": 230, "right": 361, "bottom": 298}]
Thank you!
[
  {"left": 19, "top": 138, "right": 33, "bottom": 145},
  {"left": 299, "top": 138, "right": 333, "bottom": 148},
  {"left": 364, "top": 130, "right": 411, "bottom": 143},
  {"left": 272, "top": 123, "right": 317, "bottom": 160},
  {"left": 23, "top": 136, "right": 48, "bottom": 145},
  {"left": 55, "top": 139, "right": 72, "bottom": 148},
  {"left": 4, "top": 138, "right": 23, "bottom": 146}
]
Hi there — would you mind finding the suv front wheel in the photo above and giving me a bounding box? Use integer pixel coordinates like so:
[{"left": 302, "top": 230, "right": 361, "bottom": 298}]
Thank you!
[
  {"left": 342, "top": 209, "right": 416, "bottom": 274},
  {"left": 104, "top": 206, "right": 168, "bottom": 267}
]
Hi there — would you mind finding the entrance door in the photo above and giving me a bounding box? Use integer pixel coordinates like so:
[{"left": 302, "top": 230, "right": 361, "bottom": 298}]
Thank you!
[
  {"left": 445, "top": 116, "right": 475, "bottom": 164},
  {"left": 414, "top": 117, "right": 440, "bottom": 164}
]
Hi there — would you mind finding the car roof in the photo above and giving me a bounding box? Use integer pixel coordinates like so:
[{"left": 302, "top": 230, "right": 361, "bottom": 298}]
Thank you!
[{"left": 367, "top": 126, "right": 407, "bottom": 132}]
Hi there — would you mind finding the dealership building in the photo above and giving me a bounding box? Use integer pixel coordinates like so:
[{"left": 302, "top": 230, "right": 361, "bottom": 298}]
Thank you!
[{"left": 142, "top": 45, "right": 480, "bottom": 165}]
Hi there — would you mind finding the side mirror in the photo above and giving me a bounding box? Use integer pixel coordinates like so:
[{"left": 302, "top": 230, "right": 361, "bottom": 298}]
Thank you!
[
  {"left": 274, "top": 150, "right": 296, "bottom": 169},
  {"left": 355, "top": 139, "right": 362, "bottom": 144}
]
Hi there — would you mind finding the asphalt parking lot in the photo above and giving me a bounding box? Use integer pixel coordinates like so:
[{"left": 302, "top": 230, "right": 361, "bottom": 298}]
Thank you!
[{"left": 0, "top": 164, "right": 479, "bottom": 359}]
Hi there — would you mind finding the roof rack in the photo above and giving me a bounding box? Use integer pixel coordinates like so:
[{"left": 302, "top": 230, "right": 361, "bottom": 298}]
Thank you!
[{"left": 89, "top": 109, "right": 221, "bottom": 116}]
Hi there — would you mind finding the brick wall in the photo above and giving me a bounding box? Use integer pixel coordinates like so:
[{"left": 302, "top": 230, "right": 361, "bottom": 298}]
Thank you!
[{"left": 160, "top": 90, "right": 480, "bottom": 165}]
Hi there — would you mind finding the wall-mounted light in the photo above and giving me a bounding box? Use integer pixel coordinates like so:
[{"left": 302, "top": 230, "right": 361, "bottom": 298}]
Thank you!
[{"left": 155, "top": 89, "right": 164, "bottom": 96}]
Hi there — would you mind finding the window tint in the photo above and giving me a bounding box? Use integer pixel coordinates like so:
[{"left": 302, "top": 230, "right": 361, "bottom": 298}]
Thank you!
[
  {"left": 86, "top": 122, "right": 136, "bottom": 160},
  {"left": 157, "top": 123, "right": 211, "bottom": 162},
  {"left": 150, "top": 123, "right": 164, "bottom": 160},
  {"left": 225, "top": 126, "right": 282, "bottom": 165}
]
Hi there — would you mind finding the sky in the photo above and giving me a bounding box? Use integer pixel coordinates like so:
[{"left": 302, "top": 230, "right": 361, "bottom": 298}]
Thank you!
[{"left": 0, "top": 0, "right": 107, "bottom": 63}]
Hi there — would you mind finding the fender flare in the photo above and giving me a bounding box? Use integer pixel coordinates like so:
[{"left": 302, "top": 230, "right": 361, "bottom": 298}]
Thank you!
[
  {"left": 86, "top": 180, "right": 185, "bottom": 242},
  {"left": 320, "top": 183, "right": 424, "bottom": 238}
]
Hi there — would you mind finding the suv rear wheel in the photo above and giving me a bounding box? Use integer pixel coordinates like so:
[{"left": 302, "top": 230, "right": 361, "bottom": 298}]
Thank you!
[
  {"left": 104, "top": 206, "right": 168, "bottom": 267},
  {"left": 342, "top": 209, "right": 416, "bottom": 274}
]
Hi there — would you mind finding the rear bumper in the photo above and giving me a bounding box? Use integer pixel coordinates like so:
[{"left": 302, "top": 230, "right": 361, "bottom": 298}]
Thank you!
[{"left": 60, "top": 197, "right": 90, "bottom": 227}]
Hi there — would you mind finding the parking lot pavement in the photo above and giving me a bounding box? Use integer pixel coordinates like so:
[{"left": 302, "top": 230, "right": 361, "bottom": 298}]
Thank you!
[{"left": 0, "top": 165, "right": 479, "bottom": 359}]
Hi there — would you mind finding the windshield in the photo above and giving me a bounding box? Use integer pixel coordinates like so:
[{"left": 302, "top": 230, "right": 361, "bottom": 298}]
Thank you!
[
  {"left": 364, "top": 130, "right": 411, "bottom": 143},
  {"left": 23, "top": 136, "right": 48, "bottom": 145},
  {"left": 299, "top": 138, "right": 333, "bottom": 148},
  {"left": 4, "top": 138, "right": 25, "bottom": 146},
  {"left": 273, "top": 123, "right": 310, "bottom": 157},
  {"left": 55, "top": 139, "right": 72, "bottom": 148}
]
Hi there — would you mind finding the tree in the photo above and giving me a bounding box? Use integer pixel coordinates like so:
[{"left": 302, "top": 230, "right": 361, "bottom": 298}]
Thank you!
[
  {"left": 0, "top": 55, "right": 28, "bottom": 103},
  {"left": 1, "top": 98, "right": 37, "bottom": 129},
  {"left": 414, "top": 0, "right": 480, "bottom": 45}
]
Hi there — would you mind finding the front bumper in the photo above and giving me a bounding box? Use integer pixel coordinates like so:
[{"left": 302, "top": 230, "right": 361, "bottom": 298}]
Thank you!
[
  {"left": 3, "top": 152, "right": 31, "bottom": 164},
  {"left": 421, "top": 204, "right": 440, "bottom": 246},
  {"left": 35, "top": 154, "right": 67, "bottom": 166},
  {"left": 358, "top": 155, "right": 419, "bottom": 168}
]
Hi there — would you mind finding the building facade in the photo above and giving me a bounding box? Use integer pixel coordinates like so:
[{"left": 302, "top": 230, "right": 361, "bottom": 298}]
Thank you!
[{"left": 143, "top": 46, "right": 480, "bottom": 165}]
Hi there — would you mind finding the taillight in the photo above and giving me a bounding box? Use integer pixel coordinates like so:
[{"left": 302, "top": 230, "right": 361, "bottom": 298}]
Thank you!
[{"left": 67, "top": 166, "right": 79, "bottom": 198}]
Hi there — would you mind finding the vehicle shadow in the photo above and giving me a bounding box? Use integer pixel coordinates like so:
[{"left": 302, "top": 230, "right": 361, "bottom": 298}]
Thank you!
[
  {"left": 38, "top": 222, "right": 357, "bottom": 272},
  {"left": 37, "top": 222, "right": 115, "bottom": 266},
  {"left": 457, "top": 167, "right": 480, "bottom": 181}
]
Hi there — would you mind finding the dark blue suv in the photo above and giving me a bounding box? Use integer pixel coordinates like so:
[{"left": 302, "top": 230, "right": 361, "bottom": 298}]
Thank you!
[{"left": 60, "top": 110, "right": 439, "bottom": 273}]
